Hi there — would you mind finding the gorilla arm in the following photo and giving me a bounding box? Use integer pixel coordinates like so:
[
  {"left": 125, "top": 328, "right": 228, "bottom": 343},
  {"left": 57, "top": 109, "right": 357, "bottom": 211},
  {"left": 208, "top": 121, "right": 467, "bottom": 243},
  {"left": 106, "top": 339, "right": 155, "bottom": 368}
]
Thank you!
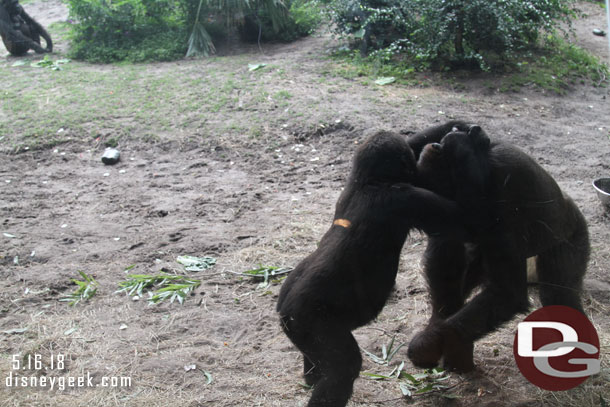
[{"left": 388, "top": 183, "right": 470, "bottom": 237}]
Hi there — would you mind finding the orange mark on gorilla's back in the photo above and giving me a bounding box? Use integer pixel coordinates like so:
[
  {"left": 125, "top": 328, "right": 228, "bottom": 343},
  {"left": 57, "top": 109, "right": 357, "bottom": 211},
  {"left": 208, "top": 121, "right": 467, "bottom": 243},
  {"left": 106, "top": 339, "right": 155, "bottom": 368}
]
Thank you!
[{"left": 333, "top": 219, "right": 352, "bottom": 228}]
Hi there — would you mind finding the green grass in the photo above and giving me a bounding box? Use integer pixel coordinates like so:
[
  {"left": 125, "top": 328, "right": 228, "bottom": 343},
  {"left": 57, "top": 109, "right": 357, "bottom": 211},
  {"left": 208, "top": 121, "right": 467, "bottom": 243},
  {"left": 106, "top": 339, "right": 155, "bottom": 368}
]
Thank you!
[
  {"left": 328, "top": 35, "right": 608, "bottom": 94},
  {"left": 328, "top": 49, "right": 419, "bottom": 86},
  {"left": 498, "top": 36, "right": 609, "bottom": 94},
  {"left": 0, "top": 55, "right": 293, "bottom": 151}
]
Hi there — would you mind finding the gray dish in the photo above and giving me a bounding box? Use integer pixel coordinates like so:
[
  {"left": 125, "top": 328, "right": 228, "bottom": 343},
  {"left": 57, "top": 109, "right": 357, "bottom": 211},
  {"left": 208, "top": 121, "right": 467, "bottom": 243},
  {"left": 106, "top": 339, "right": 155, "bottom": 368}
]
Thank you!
[{"left": 593, "top": 177, "right": 610, "bottom": 208}]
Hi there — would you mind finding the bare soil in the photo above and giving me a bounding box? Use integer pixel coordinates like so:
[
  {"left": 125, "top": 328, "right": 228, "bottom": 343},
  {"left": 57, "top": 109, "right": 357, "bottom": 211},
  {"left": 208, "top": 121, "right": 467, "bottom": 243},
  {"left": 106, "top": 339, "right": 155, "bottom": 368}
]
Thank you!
[{"left": 1, "top": 2, "right": 609, "bottom": 406}]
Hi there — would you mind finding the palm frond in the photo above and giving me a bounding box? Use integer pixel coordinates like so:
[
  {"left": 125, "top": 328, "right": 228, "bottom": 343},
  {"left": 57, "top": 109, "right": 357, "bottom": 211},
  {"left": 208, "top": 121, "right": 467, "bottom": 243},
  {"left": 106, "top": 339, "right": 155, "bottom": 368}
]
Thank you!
[
  {"left": 259, "top": 0, "right": 289, "bottom": 32},
  {"left": 187, "top": 22, "right": 215, "bottom": 57},
  {"left": 186, "top": 0, "right": 216, "bottom": 57}
]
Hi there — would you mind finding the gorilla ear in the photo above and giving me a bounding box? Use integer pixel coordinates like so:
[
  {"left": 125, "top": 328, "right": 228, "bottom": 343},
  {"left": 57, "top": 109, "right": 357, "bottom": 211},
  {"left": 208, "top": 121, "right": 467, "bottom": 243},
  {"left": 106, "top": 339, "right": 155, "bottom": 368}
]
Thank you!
[{"left": 468, "top": 125, "right": 490, "bottom": 150}]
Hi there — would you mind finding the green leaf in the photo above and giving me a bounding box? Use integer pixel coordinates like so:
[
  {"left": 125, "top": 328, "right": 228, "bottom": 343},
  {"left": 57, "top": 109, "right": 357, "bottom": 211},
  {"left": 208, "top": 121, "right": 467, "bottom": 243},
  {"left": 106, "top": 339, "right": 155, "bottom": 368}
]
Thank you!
[
  {"left": 399, "top": 382, "right": 412, "bottom": 397},
  {"left": 415, "top": 383, "right": 436, "bottom": 394},
  {"left": 401, "top": 372, "right": 419, "bottom": 384},
  {"left": 361, "top": 372, "right": 392, "bottom": 380},
  {"left": 176, "top": 255, "right": 216, "bottom": 271},
  {"left": 64, "top": 327, "right": 78, "bottom": 335},
  {"left": 203, "top": 371, "right": 213, "bottom": 385},
  {"left": 375, "top": 77, "right": 396, "bottom": 86},
  {"left": 248, "top": 63, "right": 267, "bottom": 72},
  {"left": 60, "top": 271, "right": 98, "bottom": 306},
  {"left": 395, "top": 361, "right": 405, "bottom": 378},
  {"left": 3, "top": 327, "right": 27, "bottom": 334}
]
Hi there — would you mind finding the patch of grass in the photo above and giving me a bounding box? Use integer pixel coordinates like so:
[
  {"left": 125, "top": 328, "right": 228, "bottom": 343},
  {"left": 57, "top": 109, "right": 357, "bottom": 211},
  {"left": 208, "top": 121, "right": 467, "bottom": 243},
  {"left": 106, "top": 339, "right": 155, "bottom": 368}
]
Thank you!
[
  {"left": 274, "top": 90, "right": 293, "bottom": 100},
  {"left": 328, "top": 49, "right": 421, "bottom": 85},
  {"left": 328, "top": 35, "right": 608, "bottom": 94},
  {"left": 0, "top": 58, "right": 274, "bottom": 150},
  {"left": 498, "top": 35, "right": 608, "bottom": 94},
  {"left": 59, "top": 271, "right": 98, "bottom": 306}
]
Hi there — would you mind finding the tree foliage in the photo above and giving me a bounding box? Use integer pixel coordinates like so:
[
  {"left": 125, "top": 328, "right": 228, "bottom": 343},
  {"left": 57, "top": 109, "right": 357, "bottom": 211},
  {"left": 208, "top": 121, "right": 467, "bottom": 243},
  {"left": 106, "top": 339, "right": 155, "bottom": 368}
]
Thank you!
[
  {"left": 329, "top": 0, "right": 575, "bottom": 70},
  {"left": 67, "top": 0, "right": 322, "bottom": 62}
]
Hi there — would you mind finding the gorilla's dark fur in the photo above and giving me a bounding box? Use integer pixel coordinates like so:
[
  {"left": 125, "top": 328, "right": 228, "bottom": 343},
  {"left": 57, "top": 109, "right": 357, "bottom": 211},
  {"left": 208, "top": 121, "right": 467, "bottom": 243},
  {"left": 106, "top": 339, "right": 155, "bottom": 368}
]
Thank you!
[
  {"left": 406, "top": 123, "right": 589, "bottom": 372},
  {"left": 277, "top": 130, "right": 467, "bottom": 406},
  {"left": 0, "top": 0, "right": 52, "bottom": 56}
]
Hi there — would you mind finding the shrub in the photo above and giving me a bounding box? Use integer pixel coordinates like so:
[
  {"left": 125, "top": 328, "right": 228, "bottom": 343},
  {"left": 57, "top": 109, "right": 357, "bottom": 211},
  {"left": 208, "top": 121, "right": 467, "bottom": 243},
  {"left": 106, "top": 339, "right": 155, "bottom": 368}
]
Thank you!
[
  {"left": 68, "top": 0, "right": 322, "bottom": 62},
  {"left": 329, "top": 0, "right": 575, "bottom": 70},
  {"left": 67, "top": 0, "right": 188, "bottom": 63}
]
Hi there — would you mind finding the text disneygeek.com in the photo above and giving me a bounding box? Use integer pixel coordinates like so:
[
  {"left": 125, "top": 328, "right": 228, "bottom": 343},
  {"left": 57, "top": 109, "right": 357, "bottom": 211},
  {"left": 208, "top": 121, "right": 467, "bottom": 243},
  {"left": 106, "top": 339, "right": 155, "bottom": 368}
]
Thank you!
[{"left": 4, "top": 354, "right": 131, "bottom": 391}]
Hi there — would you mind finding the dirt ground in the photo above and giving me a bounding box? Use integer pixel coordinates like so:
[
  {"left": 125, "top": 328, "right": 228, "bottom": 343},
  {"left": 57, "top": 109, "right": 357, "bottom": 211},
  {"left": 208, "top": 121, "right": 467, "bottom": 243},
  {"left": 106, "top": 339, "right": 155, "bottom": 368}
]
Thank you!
[{"left": 1, "top": 1, "right": 609, "bottom": 406}]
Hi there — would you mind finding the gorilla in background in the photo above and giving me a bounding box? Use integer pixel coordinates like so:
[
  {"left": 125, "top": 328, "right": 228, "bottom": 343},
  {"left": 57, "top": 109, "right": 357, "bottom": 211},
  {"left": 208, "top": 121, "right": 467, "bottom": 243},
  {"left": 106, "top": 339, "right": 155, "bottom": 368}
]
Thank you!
[
  {"left": 277, "top": 130, "right": 470, "bottom": 406},
  {"left": 0, "top": 0, "right": 52, "bottom": 56},
  {"left": 406, "top": 124, "right": 589, "bottom": 372}
]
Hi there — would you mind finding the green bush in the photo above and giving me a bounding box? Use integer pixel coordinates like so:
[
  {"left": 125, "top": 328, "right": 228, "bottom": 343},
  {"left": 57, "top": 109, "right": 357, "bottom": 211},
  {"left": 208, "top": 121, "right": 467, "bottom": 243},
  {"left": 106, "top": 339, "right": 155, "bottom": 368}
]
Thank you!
[
  {"left": 67, "top": 0, "right": 188, "bottom": 62},
  {"left": 329, "top": 0, "right": 575, "bottom": 70},
  {"left": 67, "top": 0, "right": 321, "bottom": 62}
]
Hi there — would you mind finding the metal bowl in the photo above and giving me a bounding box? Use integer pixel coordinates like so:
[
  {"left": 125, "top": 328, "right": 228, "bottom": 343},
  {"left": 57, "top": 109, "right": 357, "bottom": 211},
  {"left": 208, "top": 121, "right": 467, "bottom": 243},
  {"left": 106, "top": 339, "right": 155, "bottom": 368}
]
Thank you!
[{"left": 592, "top": 177, "right": 610, "bottom": 209}]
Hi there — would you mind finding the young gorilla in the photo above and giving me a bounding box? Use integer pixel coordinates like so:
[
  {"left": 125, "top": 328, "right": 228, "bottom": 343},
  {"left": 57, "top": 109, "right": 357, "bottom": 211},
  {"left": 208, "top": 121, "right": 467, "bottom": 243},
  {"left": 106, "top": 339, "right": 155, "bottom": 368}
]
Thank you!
[
  {"left": 277, "top": 131, "right": 468, "bottom": 407},
  {"left": 406, "top": 125, "right": 590, "bottom": 372}
]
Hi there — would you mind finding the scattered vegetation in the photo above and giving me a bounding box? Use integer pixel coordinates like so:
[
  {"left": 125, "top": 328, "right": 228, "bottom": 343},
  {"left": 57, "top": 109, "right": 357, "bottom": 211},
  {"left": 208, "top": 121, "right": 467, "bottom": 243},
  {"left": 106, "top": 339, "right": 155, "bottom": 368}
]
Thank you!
[
  {"left": 240, "top": 265, "right": 292, "bottom": 289},
  {"left": 362, "top": 335, "right": 404, "bottom": 365},
  {"left": 59, "top": 270, "right": 99, "bottom": 306},
  {"left": 363, "top": 364, "right": 455, "bottom": 398},
  {"left": 360, "top": 335, "right": 457, "bottom": 398},
  {"left": 176, "top": 255, "right": 217, "bottom": 271},
  {"left": 498, "top": 35, "right": 609, "bottom": 93},
  {"left": 117, "top": 273, "right": 201, "bottom": 305}
]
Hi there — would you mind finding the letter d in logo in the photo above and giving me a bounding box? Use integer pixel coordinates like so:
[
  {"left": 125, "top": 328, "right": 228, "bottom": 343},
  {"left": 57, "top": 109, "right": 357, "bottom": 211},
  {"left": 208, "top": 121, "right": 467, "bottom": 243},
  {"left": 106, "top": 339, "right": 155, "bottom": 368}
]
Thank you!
[{"left": 517, "top": 321, "right": 577, "bottom": 357}]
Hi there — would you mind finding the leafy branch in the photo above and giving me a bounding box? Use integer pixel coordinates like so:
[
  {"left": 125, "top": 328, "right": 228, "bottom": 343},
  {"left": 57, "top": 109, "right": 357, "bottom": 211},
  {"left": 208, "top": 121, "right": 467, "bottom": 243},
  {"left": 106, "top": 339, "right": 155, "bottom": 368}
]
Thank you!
[
  {"left": 59, "top": 271, "right": 98, "bottom": 306},
  {"left": 117, "top": 273, "right": 201, "bottom": 305}
]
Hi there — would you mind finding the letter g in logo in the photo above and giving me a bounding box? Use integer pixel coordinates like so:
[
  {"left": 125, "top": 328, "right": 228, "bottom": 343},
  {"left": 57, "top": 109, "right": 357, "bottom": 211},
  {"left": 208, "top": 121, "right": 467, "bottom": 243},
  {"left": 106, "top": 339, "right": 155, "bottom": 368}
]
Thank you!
[{"left": 513, "top": 306, "right": 600, "bottom": 391}]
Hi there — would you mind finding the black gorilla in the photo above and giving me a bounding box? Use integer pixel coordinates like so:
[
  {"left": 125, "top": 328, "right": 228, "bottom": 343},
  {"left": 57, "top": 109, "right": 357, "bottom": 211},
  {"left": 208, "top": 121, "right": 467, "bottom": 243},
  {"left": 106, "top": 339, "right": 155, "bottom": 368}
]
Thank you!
[
  {"left": 406, "top": 124, "right": 590, "bottom": 372},
  {"left": 277, "top": 130, "right": 467, "bottom": 406},
  {"left": 0, "top": 0, "right": 52, "bottom": 56}
]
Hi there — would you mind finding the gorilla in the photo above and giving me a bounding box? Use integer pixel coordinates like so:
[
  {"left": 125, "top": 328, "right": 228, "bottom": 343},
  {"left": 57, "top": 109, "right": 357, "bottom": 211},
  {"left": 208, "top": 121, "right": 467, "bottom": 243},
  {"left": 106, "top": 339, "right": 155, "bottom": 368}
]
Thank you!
[
  {"left": 0, "top": 0, "right": 52, "bottom": 56},
  {"left": 406, "top": 124, "right": 589, "bottom": 372},
  {"left": 277, "top": 130, "right": 469, "bottom": 406}
]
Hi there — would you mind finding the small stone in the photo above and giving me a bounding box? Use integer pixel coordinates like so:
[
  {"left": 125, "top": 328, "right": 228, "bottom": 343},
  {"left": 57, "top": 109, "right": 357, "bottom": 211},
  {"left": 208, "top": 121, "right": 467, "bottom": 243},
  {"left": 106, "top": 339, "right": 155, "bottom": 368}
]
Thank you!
[{"left": 102, "top": 148, "right": 120, "bottom": 165}]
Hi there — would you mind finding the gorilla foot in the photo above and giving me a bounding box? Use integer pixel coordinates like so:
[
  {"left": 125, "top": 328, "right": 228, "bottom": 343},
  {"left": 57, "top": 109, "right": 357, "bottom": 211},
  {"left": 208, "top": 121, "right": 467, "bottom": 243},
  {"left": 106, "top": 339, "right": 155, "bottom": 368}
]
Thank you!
[{"left": 407, "top": 326, "right": 443, "bottom": 369}]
